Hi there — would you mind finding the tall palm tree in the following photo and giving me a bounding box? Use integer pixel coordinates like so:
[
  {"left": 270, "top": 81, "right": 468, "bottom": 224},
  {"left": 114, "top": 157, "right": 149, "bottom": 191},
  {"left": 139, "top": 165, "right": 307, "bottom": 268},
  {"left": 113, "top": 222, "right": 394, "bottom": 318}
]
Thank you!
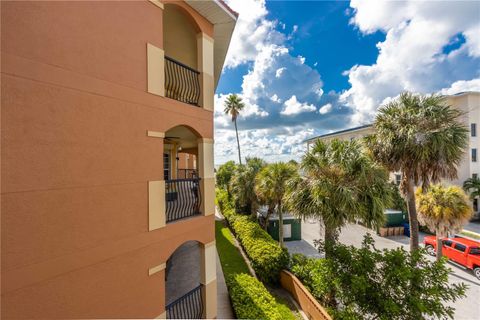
[
  {"left": 255, "top": 162, "right": 298, "bottom": 247},
  {"left": 285, "top": 139, "right": 392, "bottom": 256},
  {"left": 416, "top": 185, "right": 472, "bottom": 260},
  {"left": 365, "top": 92, "right": 468, "bottom": 251},
  {"left": 463, "top": 176, "right": 480, "bottom": 200},
  {"left": 224, "top": 94, "right": 245, "bottom": 165},
  {"left": 231, "top": 157, "right": 266, "bottom": 216}
]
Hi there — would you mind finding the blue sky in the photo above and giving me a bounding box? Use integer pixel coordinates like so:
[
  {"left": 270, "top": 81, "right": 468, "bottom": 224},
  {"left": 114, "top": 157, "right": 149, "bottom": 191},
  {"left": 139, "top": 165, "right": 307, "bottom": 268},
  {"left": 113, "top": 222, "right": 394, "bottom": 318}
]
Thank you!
[{"left": 214, "top": 0, "right": 480, "bottom": 165}]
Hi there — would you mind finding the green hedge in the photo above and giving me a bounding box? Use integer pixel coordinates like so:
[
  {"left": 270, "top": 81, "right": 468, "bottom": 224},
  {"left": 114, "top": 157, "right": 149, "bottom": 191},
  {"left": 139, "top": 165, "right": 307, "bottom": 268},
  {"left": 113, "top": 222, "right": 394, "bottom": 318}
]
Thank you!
[
  {"left": 216, "top": 188, "right": 289, "bottom": 284},
  {"left": 227, "top": 273, "right": 294, "bottom": 320}
]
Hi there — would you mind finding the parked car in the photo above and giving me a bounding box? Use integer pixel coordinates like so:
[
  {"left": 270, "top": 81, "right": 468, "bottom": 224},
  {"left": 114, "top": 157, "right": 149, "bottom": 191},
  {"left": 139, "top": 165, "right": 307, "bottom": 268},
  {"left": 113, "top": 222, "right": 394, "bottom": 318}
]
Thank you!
[{"left": 424, "top": 235, "right": 480, "bottom": 280}]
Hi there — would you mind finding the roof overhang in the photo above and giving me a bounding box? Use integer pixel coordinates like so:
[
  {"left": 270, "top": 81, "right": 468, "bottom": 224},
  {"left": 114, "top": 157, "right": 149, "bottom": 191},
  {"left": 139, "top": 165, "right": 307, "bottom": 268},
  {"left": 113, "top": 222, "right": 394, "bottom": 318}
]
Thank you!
[{"left": 186, "top": 0, "right": 238, "bottom": 89}]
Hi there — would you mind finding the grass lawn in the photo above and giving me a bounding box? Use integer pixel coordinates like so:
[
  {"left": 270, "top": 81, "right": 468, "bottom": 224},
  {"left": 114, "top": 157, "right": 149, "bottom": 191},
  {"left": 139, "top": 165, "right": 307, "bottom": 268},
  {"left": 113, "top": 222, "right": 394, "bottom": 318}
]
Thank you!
[
  {"left": 215, "top": 220, "right": 301, "bottom": 320},
  {"left": 215, "top": 220, "right": 251, "bottom": 275}
]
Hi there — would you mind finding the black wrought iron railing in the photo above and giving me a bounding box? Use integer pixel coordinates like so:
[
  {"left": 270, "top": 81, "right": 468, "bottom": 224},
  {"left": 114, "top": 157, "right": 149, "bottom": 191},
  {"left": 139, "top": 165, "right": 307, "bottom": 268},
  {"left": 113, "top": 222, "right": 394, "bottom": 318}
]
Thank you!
[
  {"left": 177, "top": 169, "right": 198, "bottom": 179},
  {"left": 165, "top": 178, "right": 201, "bottom": 223},
  {"left": 166, "top": 284, "right": 203, "bottom": 319},
  {"left": 165, "top": 56, "right": 201, "bottom": 106}
]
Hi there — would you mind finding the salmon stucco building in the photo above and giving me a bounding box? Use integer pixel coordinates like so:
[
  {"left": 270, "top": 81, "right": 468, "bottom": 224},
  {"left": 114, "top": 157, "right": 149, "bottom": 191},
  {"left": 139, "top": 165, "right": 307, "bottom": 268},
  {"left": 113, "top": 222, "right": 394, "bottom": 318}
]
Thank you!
[{"left": 1, "top": 1, "right": 237, "bottom": 318}]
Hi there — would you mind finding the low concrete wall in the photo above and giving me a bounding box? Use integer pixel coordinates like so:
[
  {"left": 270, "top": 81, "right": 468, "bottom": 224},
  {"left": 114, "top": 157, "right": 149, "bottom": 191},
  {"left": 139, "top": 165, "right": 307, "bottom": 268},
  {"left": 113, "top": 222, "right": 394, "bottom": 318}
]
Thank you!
[{"left": 280, "top": 270, "right": 332, "bottom": 320}]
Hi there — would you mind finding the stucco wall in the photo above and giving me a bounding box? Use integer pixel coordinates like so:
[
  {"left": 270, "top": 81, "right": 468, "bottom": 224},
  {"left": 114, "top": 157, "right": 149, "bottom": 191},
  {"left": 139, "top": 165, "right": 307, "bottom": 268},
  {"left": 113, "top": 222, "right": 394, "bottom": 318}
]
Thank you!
[
  {"left": 164, "top": 4, "right": 198, "bottom": 69},
  {"left": 1, "top": 1, "right": 215, "bottom": 318}
]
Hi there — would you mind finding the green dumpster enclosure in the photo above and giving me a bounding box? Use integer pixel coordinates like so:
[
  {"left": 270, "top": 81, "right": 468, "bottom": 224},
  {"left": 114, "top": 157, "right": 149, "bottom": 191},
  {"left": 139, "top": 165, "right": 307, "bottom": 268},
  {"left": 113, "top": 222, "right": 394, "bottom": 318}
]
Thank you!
[
  {"left": 384, "top": 209, "right": 407, "bottom": 227},
  {"left": 258, "top": 207, "right": 302, "bottom": 241}
]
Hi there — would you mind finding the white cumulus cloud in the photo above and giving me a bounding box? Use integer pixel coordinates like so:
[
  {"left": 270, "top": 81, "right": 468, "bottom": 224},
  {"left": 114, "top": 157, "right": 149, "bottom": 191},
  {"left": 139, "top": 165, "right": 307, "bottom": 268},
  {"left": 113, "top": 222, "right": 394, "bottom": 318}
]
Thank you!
[
  {"left": 223, "top": 0, "right": 285, "bottom": 68},
  {"left": 276, "top": 67, "right": 286, "bottom": 78},
  {"left": 319, "top": 103, "right": 333, "bottom": 115},
  {"left": 281, "top": 95, "right": 317, "bottom": 115},
  {"left": 342, "top": 0, "right": 480, "bottom": 124}
]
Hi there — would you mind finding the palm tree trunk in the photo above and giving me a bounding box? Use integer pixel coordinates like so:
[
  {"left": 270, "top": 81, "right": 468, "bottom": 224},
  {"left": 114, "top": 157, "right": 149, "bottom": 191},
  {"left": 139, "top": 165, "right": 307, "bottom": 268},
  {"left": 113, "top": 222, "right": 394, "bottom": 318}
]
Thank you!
[
  {"left": 436, "top": 234, "right": 443, "bottom": 261},
  {"left": 323, "top": 223, "right": 337, "bottom": 308},
  {"left": 278, "top": 202, "right": 284, "bottom": 248},
  {"left": 234, "top": 119, "right": 242, "bottom": 165},
  {"left": 405, "top": 176, "right": 420, "bottom": 251},
  {"left": 324, "top": 226, "right": 336, "bottom": 258},
  {"left": 263, "top": 204, "right": 274, "bottom": 230}
]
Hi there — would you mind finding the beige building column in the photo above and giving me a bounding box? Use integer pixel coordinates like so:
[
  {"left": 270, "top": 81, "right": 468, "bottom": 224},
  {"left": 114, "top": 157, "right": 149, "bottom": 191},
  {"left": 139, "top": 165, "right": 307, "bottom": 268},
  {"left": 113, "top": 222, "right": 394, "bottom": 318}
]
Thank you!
[
  {"left": 197, "top": 138, "right": 214, "bottom": 216},
  {"left": 147, "top": 131, "right": 166, "bottom": 231},
  {"left": 149, "top": 262, "right": 167, "bottom": 319},
  {"left": 200, "top": 241, "right": 217, "bottom": 319},
  {"left": 147, "top": 43, "right": 165, "bottom": 97},
  {"left": 196, "top": 33, "right": 214, "bottom": 111}
]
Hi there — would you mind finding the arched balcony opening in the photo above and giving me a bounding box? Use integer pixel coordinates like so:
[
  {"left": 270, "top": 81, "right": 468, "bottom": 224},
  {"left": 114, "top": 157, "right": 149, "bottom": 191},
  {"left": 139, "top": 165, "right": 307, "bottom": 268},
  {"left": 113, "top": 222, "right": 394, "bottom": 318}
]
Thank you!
[
  {"left": 165, "top": 240, "right": 203, "bottom": 319},
  {"left": 164, "top": 125, "right": 201, "bottom": 223},
  {"left": 163, "top": 4, "right": 201, "bottom": 106}
]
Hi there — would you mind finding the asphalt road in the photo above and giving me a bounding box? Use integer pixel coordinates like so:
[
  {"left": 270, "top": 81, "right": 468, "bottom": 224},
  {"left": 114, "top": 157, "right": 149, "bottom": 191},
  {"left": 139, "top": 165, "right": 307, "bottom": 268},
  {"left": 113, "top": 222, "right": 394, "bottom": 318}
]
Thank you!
[{"left": 298, "top": 220, "right": 480, "bottom": 320}]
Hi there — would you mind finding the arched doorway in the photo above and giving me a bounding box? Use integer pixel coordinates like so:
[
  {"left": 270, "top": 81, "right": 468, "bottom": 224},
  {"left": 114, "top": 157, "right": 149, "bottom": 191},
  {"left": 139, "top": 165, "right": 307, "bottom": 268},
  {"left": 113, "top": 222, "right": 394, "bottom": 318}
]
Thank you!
[
  {"left": 163, "top": 4, "right": 201, "bottom": 105},
  {"left": 164, "top": 125, "right": 201, "bottom": 223},
  {"left": 165, "top": 241, "right": 203, "bottom": 319}
]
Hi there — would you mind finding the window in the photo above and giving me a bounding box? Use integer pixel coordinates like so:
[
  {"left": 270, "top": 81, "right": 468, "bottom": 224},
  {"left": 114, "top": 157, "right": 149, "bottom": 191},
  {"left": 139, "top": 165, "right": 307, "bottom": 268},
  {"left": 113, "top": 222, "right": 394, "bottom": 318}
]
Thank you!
[
  {"left": 453, "top": 243, "right": 467, "bottom": 252},
  {"left": 470, "top": 247, "right": 480, "bottom": 255},
  {"left": 474, "top": 199, "right": 478, "bottom": 212},
  {"left": 164, "top": 153, "right": 170, "bottom": 180},
  {"left": 395, "top": 174, "right": 401, "bottom": 186},
  {"left": 473, "top": 173, "right": 478, "bottom": 179},
  {"left": 472, "top": 123, "right": 477, "bottom": 137},
  {"left": 473, "top": 149, "right": 477, "bottom": 162},
  {"left": 442, "top": 240, "right": 453, "bottom": 247}
]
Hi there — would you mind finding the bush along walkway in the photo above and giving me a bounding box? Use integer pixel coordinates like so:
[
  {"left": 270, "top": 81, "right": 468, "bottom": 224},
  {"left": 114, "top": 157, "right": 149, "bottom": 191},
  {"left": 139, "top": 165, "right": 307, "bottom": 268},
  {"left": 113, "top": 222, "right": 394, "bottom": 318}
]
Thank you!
[{"left": 215, "top": 190, "right": 302, "bottom": 320}]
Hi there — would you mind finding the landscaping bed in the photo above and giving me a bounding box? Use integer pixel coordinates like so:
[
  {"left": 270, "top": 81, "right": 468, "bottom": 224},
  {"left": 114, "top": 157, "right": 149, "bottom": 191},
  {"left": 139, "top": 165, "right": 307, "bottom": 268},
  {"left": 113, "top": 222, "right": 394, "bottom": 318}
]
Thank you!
[{"left": 215, "top": 220, "right": 298, "bottom": 320}]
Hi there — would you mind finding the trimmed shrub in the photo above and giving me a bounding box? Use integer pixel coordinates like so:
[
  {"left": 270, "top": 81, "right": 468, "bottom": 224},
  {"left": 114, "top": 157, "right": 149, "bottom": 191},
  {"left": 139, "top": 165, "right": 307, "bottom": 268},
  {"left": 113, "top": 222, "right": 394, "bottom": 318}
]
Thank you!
[
  {"left": 231, "top": 216, "right": 289, "bottom": 284},
  {"left": 216, "top": 188, "right": 289, "bottom": 284},
  {"left": 227, "top": 273, "right": 294, "bottom": 320},
  {"left": 290, "top": 254, "right": 333, "bottom": 307}
]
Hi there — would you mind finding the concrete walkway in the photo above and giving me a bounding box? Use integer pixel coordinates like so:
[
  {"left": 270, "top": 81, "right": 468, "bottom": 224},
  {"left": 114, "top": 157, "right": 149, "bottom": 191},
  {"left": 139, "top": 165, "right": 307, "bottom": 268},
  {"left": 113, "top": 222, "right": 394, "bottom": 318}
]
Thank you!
[
  {"left": 284, "top": 239, "right": 322, "bottom": 258},
  {"left": 216, "top": 250, "right": 234, "bottom": 319},
  {"left": 215, "top": 208, "right": 235, "bottom": 319}
]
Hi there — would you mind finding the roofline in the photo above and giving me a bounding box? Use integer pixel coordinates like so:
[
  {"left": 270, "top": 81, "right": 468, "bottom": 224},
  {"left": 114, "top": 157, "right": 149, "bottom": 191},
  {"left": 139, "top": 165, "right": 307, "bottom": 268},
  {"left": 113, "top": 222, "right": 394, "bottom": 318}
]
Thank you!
[
  {"left": 215, "top": 0, "right": 239, "bottom": 19},
  {"left": 304, "top": 124, "right": 373, "bottom": 143},
  {"left": 445, "top": 91, "right": 480, "bottom": 97},
  {"left": 303, "top": 91, "right": 479, "bottom": 144}
]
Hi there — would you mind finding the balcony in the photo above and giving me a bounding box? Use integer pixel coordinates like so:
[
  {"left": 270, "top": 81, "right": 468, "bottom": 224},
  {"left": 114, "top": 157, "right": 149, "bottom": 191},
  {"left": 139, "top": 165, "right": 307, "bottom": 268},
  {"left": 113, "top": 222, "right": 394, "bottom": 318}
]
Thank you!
[
  {"left": 165, "top": 241, "right": 204, "bottom": 319},
  {"left": 165, "top": 56, "right": 201, "bottom": 106},
  {"left": 165, "top": 178, "right": 201, "bottom": 223},
  {"left": 166, "top": 284, "right": 203, "bottom": 319}
]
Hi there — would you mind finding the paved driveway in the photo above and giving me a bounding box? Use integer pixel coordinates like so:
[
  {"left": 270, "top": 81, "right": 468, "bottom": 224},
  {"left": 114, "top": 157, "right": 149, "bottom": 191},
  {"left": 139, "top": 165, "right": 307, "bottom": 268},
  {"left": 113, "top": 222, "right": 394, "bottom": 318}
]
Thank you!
[
  {"left": 299, "top": 220, "right": 480, "bottom": 320},
  {"left": 464, "top": 221, "right": 480, "bottom": 234}
]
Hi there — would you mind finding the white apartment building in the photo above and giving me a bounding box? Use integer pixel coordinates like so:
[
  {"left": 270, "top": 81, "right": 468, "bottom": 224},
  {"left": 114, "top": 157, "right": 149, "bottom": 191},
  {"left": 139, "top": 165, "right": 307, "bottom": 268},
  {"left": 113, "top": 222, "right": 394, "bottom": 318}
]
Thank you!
[{"left": 305, "top": 91, "right": 480, "bottom": 215}]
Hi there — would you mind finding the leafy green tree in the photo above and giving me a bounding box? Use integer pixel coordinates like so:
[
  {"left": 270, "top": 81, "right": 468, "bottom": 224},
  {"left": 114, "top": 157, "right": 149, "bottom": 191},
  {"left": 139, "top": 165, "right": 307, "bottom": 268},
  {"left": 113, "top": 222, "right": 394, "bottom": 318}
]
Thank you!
[
  {"left": 231, "top": 157, "right": 266, "bottom": 216},
  {"left": 365, "top": 92, "right": 468, "bottom": 251},
  {"left": 285, "top": 139, "right": 392, "bottom": 256},
  {"left": 255, "top": 162, "right": 298, "bottom": 247},
  {"left": 224, "top": 94, "right": 245, "bottom": 165},
  {"left": 463, "top": 176, "right": 480, "bottom": 200},
  {"left": 291, "top": 235, "right": 467, "bottom": 320},
  {"left": 388, "top": 181, "right": 407, "bottom": 212},
  {"left": 416, "top": 185, "right": 473, "bottom": 260},
  {"left": 216, "top": 161, "right": 237, "bottom": 196}
]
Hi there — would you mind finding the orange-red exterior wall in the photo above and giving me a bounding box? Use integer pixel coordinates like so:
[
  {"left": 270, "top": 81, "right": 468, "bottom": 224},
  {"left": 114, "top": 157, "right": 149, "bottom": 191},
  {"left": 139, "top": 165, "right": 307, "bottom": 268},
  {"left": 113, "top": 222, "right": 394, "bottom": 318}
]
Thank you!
[{"left": 1, "top": 1, "right": 214, "bottom": 318}]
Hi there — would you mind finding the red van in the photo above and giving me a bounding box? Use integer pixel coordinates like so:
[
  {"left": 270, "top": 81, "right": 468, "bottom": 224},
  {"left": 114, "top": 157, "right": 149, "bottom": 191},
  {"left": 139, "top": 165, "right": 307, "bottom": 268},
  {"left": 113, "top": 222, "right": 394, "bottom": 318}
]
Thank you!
[{"left": 424, "top": 236, "right": 480, "bottom": 280}]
